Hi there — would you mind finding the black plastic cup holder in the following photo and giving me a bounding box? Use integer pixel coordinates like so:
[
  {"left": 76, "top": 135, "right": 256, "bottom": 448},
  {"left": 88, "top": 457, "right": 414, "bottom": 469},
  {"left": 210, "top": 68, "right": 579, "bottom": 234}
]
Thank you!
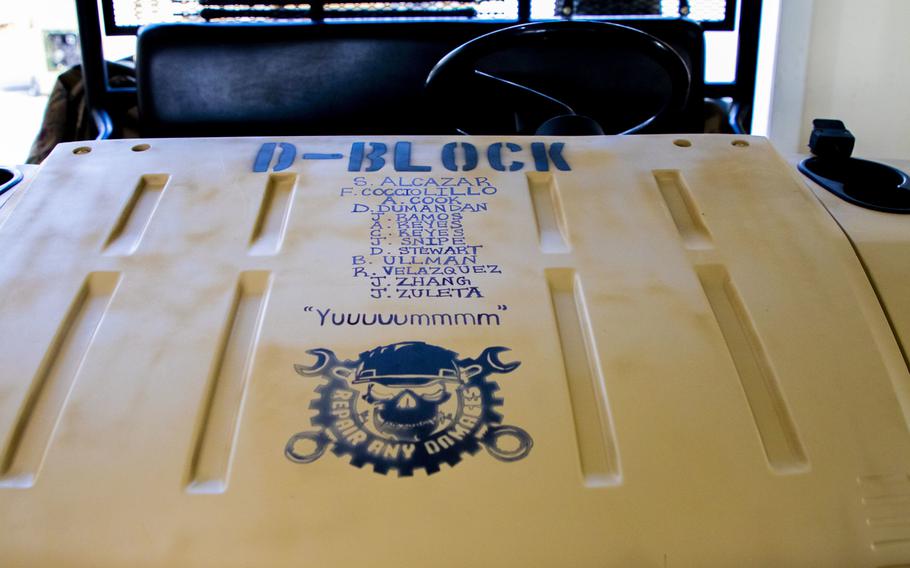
[
  {"left": 799, "top": 156, "right": 910, "bottom": 214},
  {"left": 0, "top": 166, "right": 23, "bottom": 198}
]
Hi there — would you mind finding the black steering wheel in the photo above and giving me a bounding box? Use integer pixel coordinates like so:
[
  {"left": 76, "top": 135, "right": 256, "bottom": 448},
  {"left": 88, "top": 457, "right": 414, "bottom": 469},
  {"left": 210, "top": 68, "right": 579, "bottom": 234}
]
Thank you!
[{"left": 425, "top": 21, "right": 692, "bottom": 136}]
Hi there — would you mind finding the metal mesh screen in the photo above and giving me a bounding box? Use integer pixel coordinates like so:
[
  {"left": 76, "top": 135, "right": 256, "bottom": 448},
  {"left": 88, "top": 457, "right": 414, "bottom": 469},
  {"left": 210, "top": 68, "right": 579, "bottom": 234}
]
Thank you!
[
  {"left": 109, "top": 0, "right": 519, "bottom": 25},
  {"left": 683, "top": 0, "right": 728, "bottom": 22},
  {"left": 107, "top": 0, "right": 733, "bottom": 30},
  {"left": 572, "top": 0, "right": 662, "bottom": 17},
  {"left": 546, "top": 0, "right": 731, "bottom": 22}
]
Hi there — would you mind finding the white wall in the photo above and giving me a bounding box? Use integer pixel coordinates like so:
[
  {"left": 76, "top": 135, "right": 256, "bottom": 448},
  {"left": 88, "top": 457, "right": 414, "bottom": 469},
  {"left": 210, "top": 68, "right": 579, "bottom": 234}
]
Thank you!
[
  {"left": 769, "top": 0, "right": 910, "bottom": 159},
  {"left": 756, "top": 0, "right": 812, "bottom": 153}
]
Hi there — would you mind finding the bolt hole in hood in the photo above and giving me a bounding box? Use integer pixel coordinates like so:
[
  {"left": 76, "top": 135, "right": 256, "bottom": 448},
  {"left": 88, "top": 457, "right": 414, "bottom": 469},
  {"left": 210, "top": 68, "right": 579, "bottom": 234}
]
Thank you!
[{"left": 0, "top": 135, "right": 909, "bottom": 567}]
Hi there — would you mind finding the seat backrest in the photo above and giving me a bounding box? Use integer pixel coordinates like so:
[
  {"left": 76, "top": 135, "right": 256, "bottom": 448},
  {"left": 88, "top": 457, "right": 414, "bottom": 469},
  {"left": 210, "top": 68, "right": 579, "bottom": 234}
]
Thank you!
[{"left": 136, "top": 19, "right": 704, "bottom": 137}]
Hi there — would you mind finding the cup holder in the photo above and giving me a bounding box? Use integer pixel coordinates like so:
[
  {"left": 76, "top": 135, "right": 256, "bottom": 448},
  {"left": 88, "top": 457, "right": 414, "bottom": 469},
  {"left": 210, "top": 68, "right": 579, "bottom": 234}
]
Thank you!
[
  {"left": 0, "top": 166, "right": 23, "bottom": 198},
  {"left": 799, "top": 156, "right": 910, "bottom": 214}
]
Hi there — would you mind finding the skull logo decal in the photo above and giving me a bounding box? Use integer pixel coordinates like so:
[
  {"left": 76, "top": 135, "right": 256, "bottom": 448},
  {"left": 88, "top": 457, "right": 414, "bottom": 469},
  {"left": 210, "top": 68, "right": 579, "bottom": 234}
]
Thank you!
[{"left": 285, "top": 341, "right": 532, "bottom": 476}]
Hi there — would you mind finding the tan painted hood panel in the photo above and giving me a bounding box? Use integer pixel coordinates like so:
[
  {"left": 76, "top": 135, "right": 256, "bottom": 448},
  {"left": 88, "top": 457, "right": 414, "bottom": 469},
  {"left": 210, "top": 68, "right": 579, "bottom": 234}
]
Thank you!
[{"left": 0, "top": 135, "right": 908, "bottom": 567}]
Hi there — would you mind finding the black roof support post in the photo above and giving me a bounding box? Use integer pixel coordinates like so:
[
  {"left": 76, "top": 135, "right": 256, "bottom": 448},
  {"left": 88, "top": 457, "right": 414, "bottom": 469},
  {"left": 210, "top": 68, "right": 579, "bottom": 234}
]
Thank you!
[
  {"left": 75, "top": 0, "right": 113, "bottom": 138},
  {"left": 518, "top": 0, "right": 531, "bottom": 22},
  {"left": 734, "top": 0, "right": 762, "bottom": 132}
]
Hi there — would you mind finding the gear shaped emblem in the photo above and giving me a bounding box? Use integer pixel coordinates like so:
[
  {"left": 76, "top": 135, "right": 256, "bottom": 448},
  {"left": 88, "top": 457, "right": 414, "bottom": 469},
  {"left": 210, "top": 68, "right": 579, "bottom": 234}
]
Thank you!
[{"left": 285, "top": 342, "right": 533, "bottom": 476}]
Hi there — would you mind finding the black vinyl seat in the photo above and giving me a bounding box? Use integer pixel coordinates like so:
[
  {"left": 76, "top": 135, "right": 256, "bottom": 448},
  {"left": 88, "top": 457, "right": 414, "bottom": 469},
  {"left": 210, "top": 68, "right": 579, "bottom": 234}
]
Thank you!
[{"left": 136, "top": 19, "right": 705, "bottom": 137}]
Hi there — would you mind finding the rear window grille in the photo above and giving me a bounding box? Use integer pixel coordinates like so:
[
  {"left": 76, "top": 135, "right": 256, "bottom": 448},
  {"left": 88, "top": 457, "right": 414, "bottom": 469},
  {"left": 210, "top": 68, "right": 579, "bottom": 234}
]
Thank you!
[
  {"left": 106, "top": 0, "right": 733, "bottom": 31},
  {"left": 549, "top": 0, "right": 730, "bottom": 22}
]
